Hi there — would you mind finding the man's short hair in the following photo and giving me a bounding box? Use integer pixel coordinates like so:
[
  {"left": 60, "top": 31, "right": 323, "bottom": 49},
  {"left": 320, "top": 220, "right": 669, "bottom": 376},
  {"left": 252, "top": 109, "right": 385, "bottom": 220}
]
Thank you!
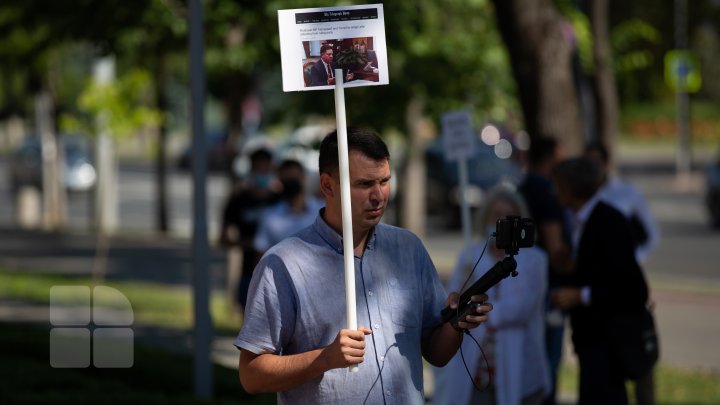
[
  {"left": 319, "top": 127, "right": 390, "bottom": 175},
  {"left": 584, "top": 142, "right": 609, "bottom": 164},
  {"left": 277, "top": 158, "right": 304, "bottom": 174},
  {"left": 528, "top": 136, "right": 558, "bottom": 167},
  {"left": 552, "top": 157, "right": 603, "bottom": 201},
  {"left": 249, "top": 148, "right": 273, "bottom": 165},
  {"left": 320, "top": 44, "right": 333, "bottom": 55}
]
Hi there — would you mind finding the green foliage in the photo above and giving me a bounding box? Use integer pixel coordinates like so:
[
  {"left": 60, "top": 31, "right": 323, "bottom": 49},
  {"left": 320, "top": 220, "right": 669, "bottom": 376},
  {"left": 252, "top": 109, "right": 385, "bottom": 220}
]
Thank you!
[
  {"left": 611, "top": 19, "right": 661, "bottom": 73},
  {"left": 335, "top": 47, "right": 369, "bottom": 69},
  {"left": 556, "top": 0, "right": 594, "bottom": 73},
  {"left": 61, "top": 68, "right": 163, "bottom": 139}
]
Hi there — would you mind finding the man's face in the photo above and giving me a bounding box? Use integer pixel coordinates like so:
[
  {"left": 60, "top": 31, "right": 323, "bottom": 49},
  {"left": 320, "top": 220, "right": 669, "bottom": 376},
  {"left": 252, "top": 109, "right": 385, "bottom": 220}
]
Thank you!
[
  {"left": 321, "top": 49, "right": 334, "bottom": 64},
  {"left": 324, "top": 150, "right": 391, "bottom": 235},
  {"left": 348, "top": 151, "right": 391, "bottom": 233}
]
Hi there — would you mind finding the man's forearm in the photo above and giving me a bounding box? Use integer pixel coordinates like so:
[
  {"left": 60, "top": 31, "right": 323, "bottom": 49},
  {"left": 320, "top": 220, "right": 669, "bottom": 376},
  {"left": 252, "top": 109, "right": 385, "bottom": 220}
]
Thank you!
[
  {"left": 422, "top": 322, "right": 463, "bottom": 367},
  {"left": 239, "top": 348, "right": 329, "bottom": 393}
]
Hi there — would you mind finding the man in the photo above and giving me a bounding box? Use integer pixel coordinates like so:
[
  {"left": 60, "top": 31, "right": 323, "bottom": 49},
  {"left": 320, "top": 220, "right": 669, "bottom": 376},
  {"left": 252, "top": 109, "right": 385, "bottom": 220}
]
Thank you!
[
  {"left": 253, "top": 159, "right": 325, "bottom": 253},
  {"left": 517, "top": 136, "right": 572, "bottom": 405},
  {"left": 235, "top": 128, "right": 492, "bottom": 404},
  {"left": 584, "top": 142, "right": 659, "bottom": 263},
  {"left": 309, "top": 44, "right": 353, "bottom": 86},
  {"left": 219, "top": 148, "right": 279, "bottom": 315},
  {"left": 550, "top": 157, "right": 652, "bottom": 405}
]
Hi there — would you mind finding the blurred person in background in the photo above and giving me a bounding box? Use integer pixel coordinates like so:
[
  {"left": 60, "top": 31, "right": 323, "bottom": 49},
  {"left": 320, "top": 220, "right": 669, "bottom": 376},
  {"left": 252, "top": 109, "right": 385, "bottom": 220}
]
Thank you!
[
  {"left": 434, "top": 186, "right": 550, "bottom": 405},
  {"left": 219, "top": 148, "right": 279, "bottom": 316},
  {"left": 585, "top": 142, "right": 659, "bottom": 263},
  {"left": 551, "top": 157, "right": 654, "bottom": 405},
  {"left": 517, "top": 136, "right": 573, "bottom": 405},
  {"left": 252, "top": 159, "right": 325, "bottom": 254}
]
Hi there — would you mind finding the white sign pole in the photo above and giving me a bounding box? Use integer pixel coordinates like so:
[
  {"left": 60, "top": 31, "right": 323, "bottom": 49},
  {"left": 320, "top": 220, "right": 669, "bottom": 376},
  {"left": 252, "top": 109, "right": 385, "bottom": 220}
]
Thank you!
[
  {"left": 441, "top": 110, "right": 476, "bottom": 248},
  {"left": 333, "top": 68, "right": 359, "bottom": 373}
]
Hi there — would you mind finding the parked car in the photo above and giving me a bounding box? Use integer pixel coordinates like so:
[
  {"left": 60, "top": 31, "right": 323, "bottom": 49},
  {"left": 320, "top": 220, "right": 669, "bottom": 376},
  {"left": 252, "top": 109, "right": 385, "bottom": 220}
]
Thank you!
[
  {"left": 8, "top": 135, "right": 97, "bottom": 193},
  {"left": 425, "top": 126, "right": 523, "bottom": 228}
]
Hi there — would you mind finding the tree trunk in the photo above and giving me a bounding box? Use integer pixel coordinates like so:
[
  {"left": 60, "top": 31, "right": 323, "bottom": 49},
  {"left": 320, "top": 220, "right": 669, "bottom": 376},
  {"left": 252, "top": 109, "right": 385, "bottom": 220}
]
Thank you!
[
  {"left": 589, "top": 0, "right": 619, "bottom": 163},
  {"left": 491, "top": 0, "right": 584, "bottom": 155},
  {"left": 35, "top": 89, "right": 65, "bottom": 230},
  {"left": 401, "top": 96, "right": 428, "bottom": 238}
]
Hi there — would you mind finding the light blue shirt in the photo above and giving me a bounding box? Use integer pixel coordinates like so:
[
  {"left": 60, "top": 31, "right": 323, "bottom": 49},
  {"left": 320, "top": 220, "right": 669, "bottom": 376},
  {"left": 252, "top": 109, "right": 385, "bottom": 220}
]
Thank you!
[
  {"left": 253, "top": 196, "right": 325, "bottom": 252},
  {"left": 235, "top": 212, "right": 448, "bottom": 404}
]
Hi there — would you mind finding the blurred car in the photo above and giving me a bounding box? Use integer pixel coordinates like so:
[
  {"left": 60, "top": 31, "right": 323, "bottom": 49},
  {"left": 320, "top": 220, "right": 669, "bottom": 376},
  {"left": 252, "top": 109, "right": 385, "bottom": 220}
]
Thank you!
[
  {"left": 425, "top": 124, "right": 524, "bottom": 228},
  {"left": 232, "top": 124, "right": 397, "bottom": 199},
  {"left": 8, "top": 135, "right": 97, "bottom": 193}
]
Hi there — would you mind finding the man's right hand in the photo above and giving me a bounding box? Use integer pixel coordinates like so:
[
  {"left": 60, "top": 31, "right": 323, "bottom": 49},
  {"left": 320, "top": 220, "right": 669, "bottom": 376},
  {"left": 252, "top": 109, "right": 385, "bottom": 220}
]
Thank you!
[{"left": 322, "top": 327, "right": 372, "bottom": 369}]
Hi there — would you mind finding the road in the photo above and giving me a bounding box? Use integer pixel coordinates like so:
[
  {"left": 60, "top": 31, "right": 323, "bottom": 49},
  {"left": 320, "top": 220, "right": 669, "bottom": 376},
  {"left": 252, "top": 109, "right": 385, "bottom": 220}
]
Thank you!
[{"left": 0, "top": 160, "right": 232, "bottom": 238}]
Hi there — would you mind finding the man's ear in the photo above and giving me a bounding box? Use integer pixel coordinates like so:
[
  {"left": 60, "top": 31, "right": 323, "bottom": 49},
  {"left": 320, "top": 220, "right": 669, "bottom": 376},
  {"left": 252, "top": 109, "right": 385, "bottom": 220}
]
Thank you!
[{"left": 319, "top": 172, "right": 335, "bottom": 199}]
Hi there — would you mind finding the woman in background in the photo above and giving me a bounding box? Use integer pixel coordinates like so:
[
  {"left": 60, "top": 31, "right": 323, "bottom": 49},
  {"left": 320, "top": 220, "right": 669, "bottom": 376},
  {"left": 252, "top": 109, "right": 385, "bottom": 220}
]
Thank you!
[{"left": 434, "top": 186, "right": 551, "bottom": 405}]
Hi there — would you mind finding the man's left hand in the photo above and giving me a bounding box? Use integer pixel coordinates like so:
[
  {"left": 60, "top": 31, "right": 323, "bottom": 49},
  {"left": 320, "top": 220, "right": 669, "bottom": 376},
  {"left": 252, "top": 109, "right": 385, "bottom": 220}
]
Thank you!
[{"left": 445, "top": 292, "right": 492, "bottom": 331}]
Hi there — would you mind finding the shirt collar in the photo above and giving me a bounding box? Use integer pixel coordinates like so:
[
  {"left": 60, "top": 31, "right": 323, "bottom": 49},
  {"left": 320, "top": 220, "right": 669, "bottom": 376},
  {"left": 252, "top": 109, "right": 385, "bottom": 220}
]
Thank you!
[
  {"left": 575, "top": 192, "right": 601, "bottom": 225},
  {"left": 312, "top": 208, "right": 377, "bottom": 255}
]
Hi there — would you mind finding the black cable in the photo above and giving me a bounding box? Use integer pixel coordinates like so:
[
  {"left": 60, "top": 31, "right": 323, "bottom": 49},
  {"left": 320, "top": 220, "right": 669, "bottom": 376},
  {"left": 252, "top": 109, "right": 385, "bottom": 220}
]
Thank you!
[
  {"left": 359, "top": 259, "right": 387, "bottom": 405},
  {"left": 459, "top": 233, "right": 493, "bottom": 292},
  {"left": 456, "top": 233, "right": 494, "bottom": 392},
  {"left": 460, "top": 330, "right": 492, "bottom": 392}
]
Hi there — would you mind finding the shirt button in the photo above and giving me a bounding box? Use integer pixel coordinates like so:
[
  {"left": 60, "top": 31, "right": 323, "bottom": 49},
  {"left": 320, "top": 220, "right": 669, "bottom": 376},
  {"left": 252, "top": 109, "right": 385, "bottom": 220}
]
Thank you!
[
  {"left": 368, "top": 290, "right": 373, "bottom": 296},
  {"left": 374, "top": 323, "right": 381, "bottom": 330},
  {"left": 385, "top": 390, "right": 392, "bottom": 396},
  {"left": 380, "top": 355, "right": 385, "bottom": 361}
]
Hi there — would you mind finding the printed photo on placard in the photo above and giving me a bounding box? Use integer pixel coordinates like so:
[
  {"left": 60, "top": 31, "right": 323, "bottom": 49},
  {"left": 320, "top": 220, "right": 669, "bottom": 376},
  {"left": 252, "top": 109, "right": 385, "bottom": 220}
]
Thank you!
[{"left": 278, "top": 4, "right": 388, "bottom": 92}]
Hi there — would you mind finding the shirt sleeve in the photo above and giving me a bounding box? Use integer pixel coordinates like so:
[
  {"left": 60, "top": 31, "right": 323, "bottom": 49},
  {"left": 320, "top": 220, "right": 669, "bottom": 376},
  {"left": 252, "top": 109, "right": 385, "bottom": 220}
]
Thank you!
[{"left": 234, "top": 253, "right": 297, "bottom": 354}]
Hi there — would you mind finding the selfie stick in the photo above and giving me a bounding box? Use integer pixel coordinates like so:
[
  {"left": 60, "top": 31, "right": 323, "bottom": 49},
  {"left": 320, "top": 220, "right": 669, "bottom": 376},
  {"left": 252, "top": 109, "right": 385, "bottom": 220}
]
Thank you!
[{"left": 334, "top": 69, "right": 359, "bottom": 373}]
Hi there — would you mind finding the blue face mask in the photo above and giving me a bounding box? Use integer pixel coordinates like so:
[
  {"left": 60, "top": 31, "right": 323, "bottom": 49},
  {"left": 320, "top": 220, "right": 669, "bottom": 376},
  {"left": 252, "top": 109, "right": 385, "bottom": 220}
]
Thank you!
[{"left": 252, "top": 174, "right": 273, "bottom": 189}]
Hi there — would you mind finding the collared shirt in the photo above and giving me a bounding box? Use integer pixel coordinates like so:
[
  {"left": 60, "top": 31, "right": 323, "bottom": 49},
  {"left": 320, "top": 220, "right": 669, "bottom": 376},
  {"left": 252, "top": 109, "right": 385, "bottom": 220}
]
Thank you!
[
  {"left": 571, "top": 192, "right": 601, "bottom": 256},
  {"left": 235, "top": 212, "right": 448, "bottom": 405},
  {"left": 253, "top": 196, "right": 325, "bottom": 252},
  {"left": 598, "top": 176, "right": 659, "bottom": 263}
]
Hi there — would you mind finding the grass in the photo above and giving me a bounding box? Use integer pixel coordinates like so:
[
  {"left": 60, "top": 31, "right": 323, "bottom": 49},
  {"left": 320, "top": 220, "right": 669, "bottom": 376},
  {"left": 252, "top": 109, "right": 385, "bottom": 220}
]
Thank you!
[
  {"left": 558, "top": 361, "right": 720, "bottom": 404},
  {"left": 0, "top": 270, "right": 241, "bottom": 335},
  {"left": 0, "top": 322, "right": 274, "bottom": 404}
]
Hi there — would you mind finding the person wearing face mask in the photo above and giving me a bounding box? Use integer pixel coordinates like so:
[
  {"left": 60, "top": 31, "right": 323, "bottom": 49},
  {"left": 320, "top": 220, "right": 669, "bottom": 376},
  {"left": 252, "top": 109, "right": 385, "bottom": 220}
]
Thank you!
[
  {"left": 252, "top": 159, "right": 325, "bottom": 254},
  {"left": 219, "top": 148, "right": 280, "bottom": 316},
  {"left": 434, "top": 186, "right": 550, "bottom": 405}
]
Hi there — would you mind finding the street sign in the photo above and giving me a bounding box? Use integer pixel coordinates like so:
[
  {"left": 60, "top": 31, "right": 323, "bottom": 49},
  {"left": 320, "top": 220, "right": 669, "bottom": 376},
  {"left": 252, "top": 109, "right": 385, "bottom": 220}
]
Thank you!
[
  {"left": 441, "top": 110, "right": 475, "bottom": 162},
  {"left": 664, "top": 50, "right": 702, "bottom": 93}
]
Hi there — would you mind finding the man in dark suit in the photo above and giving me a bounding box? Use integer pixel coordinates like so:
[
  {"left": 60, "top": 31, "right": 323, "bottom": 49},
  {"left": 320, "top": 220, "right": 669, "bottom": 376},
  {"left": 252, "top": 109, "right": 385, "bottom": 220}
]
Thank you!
[
  {"left": 550, "top": 157, "right": 652, "bottom": 405},
  {"left": 309, "top": 44, "right": 353, "bottom": 86}
]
